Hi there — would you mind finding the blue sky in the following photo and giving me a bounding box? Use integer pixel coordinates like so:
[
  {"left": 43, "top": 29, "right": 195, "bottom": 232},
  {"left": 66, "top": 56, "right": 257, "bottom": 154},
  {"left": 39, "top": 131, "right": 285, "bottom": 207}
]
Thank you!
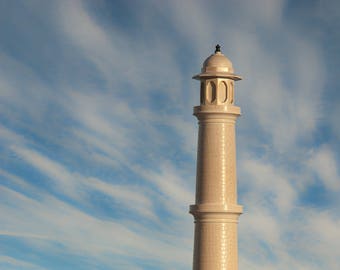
[{"left": 0, "top": 0, "right": 339, "bottom": 269}]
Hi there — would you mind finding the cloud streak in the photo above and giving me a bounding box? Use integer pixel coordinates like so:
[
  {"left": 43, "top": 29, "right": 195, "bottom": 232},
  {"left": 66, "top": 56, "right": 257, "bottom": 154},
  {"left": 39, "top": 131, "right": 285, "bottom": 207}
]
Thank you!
[{"left": 0, "top": 0, "right": 339, "bottom": 269}]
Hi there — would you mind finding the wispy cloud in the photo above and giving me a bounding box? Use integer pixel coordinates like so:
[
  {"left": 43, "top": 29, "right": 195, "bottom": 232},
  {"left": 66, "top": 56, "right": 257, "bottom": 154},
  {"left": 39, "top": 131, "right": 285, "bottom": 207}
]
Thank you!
[
  {"left": 10, "top": 145, "right": 156, "bottom": 219},
  {"left": 0, "top": 255, "right": 46, "bottom": 270},
  {"left": 0, "top": 0, "right": 339, "bottom": 269},
  {"left": 307, "top": 144, "right": 340, "bottom": 190},
  {"left": 0, "top": 185, "right": 191, "bottom": 268}
]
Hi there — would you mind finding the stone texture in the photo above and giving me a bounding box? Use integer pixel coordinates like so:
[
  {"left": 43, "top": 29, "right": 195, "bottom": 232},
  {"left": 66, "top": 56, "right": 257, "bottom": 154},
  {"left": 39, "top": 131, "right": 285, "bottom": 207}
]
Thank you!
[{"left": 190, "top": 46, "right": 243, "bottom": 270}]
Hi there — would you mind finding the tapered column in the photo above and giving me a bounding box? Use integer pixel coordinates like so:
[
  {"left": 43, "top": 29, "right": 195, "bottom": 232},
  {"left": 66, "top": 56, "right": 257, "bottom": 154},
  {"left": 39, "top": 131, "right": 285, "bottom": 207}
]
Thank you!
[
  {"left": 195, "top": 111, "right": 238, "bottom": 206},
  {"left": 190, "top": 45, "right": 243, "bottom": 270}
]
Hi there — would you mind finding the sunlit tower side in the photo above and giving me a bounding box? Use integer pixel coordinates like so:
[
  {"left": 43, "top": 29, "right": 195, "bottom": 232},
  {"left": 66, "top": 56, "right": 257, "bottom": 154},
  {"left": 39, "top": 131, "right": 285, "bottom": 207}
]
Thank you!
[{"left": 190, "top": 45, "right": 243, "bottom": 270}]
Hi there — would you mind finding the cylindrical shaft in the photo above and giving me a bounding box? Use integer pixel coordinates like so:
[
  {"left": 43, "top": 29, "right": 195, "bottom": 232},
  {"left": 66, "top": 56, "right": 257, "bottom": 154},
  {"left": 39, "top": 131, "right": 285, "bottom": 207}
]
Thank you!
[
  {"left": 191, "top": 109, "right": 242, "bottom": 270},
  {"left": 193, "top": 219, "right": 238, "bottom": 270},
  {"left": 195, "top": 114, "right": 237, "bottom": 205}
]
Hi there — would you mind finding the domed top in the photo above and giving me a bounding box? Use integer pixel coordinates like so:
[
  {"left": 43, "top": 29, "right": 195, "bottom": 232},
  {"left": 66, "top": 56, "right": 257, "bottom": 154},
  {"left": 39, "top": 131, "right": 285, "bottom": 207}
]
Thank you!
[
  {"left": 193, "top": 44, "right": 241, "bottom": 81},
  {"left": 202, "top": 45, "right": 234, "bottom": 73}
]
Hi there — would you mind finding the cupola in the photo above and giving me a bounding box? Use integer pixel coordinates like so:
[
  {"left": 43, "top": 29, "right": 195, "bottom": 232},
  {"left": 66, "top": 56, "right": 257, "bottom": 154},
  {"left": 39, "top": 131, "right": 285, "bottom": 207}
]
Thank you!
[{"left": 193, "top": 45, "right": 242, "bottom": 106}]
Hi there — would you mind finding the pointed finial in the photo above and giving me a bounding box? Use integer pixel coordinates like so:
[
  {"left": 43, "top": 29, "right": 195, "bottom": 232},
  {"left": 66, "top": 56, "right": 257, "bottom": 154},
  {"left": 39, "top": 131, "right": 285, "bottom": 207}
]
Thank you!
[{"left": 215, "top": 44, "right": 221, "bottom": 53}]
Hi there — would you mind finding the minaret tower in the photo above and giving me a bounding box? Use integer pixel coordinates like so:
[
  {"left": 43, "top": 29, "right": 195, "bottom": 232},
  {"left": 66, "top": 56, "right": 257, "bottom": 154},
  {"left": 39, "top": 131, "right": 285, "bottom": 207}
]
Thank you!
[{"left": 190, "top": 45, "right": 243, "bottom": 270}]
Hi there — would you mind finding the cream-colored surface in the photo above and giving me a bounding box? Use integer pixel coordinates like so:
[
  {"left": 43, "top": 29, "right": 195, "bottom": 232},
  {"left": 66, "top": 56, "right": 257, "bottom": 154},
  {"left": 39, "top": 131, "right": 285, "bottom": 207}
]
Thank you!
[
  {"left": 190, "top": 47, "right": 242, "bottom": 270},
  {"left": 193, "top": 50, "right": 242, "bottom": 81},
  {"left": 202, "top": 51, "right": 234, "bottom": 73}
]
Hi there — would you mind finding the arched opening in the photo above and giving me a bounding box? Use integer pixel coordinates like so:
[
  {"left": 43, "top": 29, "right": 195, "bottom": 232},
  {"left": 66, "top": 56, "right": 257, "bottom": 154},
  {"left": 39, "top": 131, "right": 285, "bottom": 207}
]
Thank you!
[
  {"left": 218, "top": 81, "right": 228, "bottom": 104},
  {"left": 229, "top": 81, "right": 234, "bottom": 104},
  {"left": 206, "top": 81, "right": 216, "bottom": 104},
  {"left": 200, "top": 82, "right": 205, "bottom": 104}
]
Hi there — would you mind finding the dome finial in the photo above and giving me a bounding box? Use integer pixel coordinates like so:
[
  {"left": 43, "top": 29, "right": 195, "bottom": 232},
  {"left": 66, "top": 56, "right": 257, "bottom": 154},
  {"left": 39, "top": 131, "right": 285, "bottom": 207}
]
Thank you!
[{"left": 215, "top": 44, "right": 221, "bottom": 53}]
